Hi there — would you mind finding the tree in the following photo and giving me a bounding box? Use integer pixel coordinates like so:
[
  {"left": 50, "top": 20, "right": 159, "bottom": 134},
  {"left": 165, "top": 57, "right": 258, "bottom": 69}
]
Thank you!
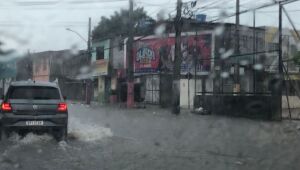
[
  {"left": 92, "top": 8, "right": 155, "bottom": 40},
  {"left": 293, "top": 51, "right": 300, "bottom": 66},
  {"left": 0, "top": 41, "right": 16, "bottom": 79}
]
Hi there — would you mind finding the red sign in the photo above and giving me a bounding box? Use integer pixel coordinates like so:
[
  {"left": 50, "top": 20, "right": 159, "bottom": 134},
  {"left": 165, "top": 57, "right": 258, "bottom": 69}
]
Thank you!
[{"left": 133, "top": 34, "right": 212, "bottom": 74}]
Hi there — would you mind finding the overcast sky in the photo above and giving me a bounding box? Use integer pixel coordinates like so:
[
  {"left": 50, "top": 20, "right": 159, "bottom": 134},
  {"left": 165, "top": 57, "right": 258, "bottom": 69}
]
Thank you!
[{"left": 0, "top": 0, "right": 300, "bottom": 54}]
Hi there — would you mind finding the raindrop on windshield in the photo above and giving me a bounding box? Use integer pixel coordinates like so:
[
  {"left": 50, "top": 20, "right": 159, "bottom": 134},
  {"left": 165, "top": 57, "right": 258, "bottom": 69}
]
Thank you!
[
  {"left": 253, "top": 64, "right": 263, "bottom": 70},
  {"left": 214, "top": 25, "right": 225, "bottom": 36},
  {"left": 221, "top": 49, "right": 234, "bottom": 59},
  {"left": 154, "top": 24, "right": 166, "bottom": 37},
  {"left": 240, "top": 60, "right": 249, "bottom": 66},
  {"left": 70, "top": 44, "right": 80, "bottom": 55},
  {"left": 219, "top": 48, "right": 225, "bottom": 54},
  {"left": 80, "top": 66, "right": 89, "bottom": 74},
  {"left": 221, "top": 72, "right": 229, "bottom": 79}
]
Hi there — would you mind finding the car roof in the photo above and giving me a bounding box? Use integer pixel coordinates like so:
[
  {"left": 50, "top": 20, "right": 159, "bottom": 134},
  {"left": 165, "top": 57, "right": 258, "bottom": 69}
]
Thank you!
[{"left": 10, "top": 80, "right": 59, "bottom": 88}]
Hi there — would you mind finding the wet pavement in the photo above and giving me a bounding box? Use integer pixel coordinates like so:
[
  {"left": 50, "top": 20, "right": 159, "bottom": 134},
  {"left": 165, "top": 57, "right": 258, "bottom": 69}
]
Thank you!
[{"left": 1, "top": 103, "right": 300, "bottom": 170}]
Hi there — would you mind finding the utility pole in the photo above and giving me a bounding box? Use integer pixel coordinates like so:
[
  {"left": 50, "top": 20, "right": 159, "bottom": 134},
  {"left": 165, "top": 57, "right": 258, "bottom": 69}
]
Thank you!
[
  {"left": 234, "top": 0, "right": 240, "bottom": 93},
  {"left": 127, "top": 0, "right": 134, "bottom": 108},
  {"left": 2, "top": 79, "right": 4, "bottom": 96},
  {"left": 172, "top": 0, "right": 182, "bottom": 114},
  {"left": 88, "top": 17, "right": 91, "bottom": 63},
  {"left": 278, "top": 3, "right": 283, "bottom": 118},
  {"left": 86, "top": 17, "right": 92, "bottom": 105},
  {"left": 253, "top": 10, "right": 256, "bottom": 93}
]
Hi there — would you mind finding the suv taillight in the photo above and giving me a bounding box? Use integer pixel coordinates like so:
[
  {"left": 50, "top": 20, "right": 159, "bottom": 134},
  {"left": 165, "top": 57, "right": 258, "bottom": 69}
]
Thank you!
[
  {"left": 58, "top": 102, "right": 67, "bottom": 112},
  {"left": 1, "top": 102, "right": 12, "bottom": 112}
]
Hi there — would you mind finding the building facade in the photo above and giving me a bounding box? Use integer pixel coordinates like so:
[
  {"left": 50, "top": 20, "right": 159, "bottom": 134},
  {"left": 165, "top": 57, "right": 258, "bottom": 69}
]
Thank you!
[
  {"left": 91, "top": 39, "right": 111, "bottom": 103},
  {"left": 31, "top": 50, "right": 88, "bottom": 100},
  {"left": 121, "top": 22, "right": 266, "bottom": 108},
  {"left": 264, "top": 26, "right": 300, "bottom": 95}
]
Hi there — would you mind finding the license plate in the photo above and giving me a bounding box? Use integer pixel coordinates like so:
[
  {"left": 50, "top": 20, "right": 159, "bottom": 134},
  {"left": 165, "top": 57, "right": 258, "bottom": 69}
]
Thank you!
[{"left": 26, "top": 121, "right": 44, "bottom": 126}]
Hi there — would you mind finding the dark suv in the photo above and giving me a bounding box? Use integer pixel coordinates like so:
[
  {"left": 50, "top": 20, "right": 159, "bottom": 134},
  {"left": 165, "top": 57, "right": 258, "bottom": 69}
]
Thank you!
[{"left": 0, "top": 81, "right": 68, "bottom": 141}]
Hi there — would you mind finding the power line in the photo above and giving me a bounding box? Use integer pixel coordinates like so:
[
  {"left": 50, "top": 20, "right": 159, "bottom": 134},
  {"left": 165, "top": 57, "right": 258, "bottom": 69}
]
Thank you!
[
  {"left": 68, "top": 0, "right": 127, "bottom": 4},
  {"left": 209, "top": 0, "right": 300, "bottom": 23},
  {"left": 258, "top": 9, "right": 300, "bottom": 13},
  {"left": 282, "top": 6, "right": 300, "bottom": 40},
  {"left": 13, "top": 0, "right": 127, "bottom": 6},
  {"left": 136, "top": 0, "right": 172, "bottom": 6},
  {"left": 191, "top": 0, "right": 227, "bottom": 12},
  {"left": 0, "top": 4, "right": 128, "bottom": 10}
]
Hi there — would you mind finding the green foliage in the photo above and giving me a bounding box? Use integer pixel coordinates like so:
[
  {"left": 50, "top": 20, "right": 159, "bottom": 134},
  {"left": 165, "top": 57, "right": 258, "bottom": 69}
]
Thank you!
[
  {"left": 92, "top": 8, "right": 155, "bottom": 40},
  {"left": 293, "top": 51, "right": 300, "bottom": 66},
  {"left": 0, "top": 41, "right": 16, "bottom": 79}
]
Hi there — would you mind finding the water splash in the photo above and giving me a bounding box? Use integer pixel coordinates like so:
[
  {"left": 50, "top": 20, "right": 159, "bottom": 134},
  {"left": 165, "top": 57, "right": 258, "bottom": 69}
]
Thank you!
[
  {"left": 9, "top": 132, "right": 53, "bottom": 145},
  {"left": 58, "top": 141, "right": 68, "bottom": 151},
  {"left": 68, "top": 117, "right": 113, "bottom": 142}
]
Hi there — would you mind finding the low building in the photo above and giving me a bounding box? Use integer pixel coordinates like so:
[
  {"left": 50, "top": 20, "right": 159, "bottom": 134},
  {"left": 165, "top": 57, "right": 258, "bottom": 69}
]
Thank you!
[
  {"left": 91, "top": 39, "right": 111, "bottom": 103},
  {"left": 31, "top": 50, "right": 89, "bottom": 100}
]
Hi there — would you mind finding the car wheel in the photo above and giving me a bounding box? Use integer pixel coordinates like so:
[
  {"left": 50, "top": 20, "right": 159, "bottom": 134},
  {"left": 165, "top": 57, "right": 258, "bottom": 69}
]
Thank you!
[{"left": 56, "top": 127, "right": 67, "bottom": 142}]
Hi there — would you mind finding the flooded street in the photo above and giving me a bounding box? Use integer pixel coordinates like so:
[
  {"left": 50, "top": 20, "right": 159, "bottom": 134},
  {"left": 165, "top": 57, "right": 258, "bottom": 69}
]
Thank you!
[{"left": 1, "top": 103, "right": 300, "bottom": 170}]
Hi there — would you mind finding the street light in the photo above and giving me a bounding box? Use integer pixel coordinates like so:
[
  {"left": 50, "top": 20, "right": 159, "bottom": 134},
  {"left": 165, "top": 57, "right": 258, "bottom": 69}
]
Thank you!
[
  {"left": 65, "top": 28, "right": 88, "bottom": 43},
  {"left": 65, "top": 24, "right": 92, "bottom": 105}
]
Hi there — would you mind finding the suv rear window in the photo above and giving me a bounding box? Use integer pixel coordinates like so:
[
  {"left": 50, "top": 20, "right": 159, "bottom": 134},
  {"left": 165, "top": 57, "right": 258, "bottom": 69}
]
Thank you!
[{"left": 8, "top": 86, "right": 60, "bottom": 100}]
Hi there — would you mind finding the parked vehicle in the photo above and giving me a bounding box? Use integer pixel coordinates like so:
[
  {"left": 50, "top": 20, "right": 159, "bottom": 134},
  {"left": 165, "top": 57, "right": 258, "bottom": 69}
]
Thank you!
[{"left": 0, "top": 80, "right": 68, "bottom": 141}]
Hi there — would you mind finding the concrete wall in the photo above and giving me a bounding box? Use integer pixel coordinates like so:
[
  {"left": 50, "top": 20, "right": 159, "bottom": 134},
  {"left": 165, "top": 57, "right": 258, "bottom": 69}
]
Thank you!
[
  {"left": 180, "top": 79, "right": 196, "bottom": 108},
  {"left": 282, "top": 96, "right": 300, "bottom": 108},
  {"left": 194, "top": 95, "right": 281, "bottom": 120},
  {"left": 180, "top": 78, "right": 214, "bottom": 108}
]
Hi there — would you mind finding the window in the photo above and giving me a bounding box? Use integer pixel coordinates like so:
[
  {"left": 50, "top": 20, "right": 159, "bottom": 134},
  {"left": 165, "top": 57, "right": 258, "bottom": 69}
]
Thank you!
[
  {"left": 8, "top": 86, "right": 60, "bottom": 100},
  {"left": 96, "top": 46, "right": 105, "bottom": 60}
]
